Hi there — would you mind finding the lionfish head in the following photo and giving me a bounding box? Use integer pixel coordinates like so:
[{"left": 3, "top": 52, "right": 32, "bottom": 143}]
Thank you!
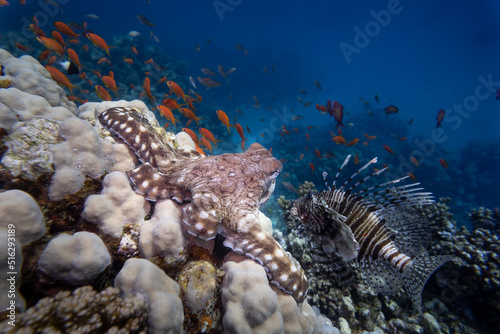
[{"left": 291, "top": 192, "right": 326, "bottom": 231}]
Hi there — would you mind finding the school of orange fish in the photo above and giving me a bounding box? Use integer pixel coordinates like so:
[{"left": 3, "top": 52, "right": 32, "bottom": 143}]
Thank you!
[{"left": 4, "top": 8, "right": 451, "bottom": 174}]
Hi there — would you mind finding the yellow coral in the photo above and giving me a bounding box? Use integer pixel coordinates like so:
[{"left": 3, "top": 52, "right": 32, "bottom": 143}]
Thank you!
[{"left": 0, "top": 79, "right": 12, "bottom": 88}]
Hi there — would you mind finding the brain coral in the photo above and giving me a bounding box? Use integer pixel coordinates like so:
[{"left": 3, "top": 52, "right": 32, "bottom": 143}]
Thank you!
[
  {"left": 138, "top": 199, "right": 185, "bottom": 258},
  {"left": 0, "top": 189, "right": 45, "bottom": 246},
  {"left": 221, "top": 256, "right": 339, "bottom": 333},
  {"left": 0, "top": 49, "right": 76, "bottom": 132},
  {"left": 82, "top": 171, "right": 151, "bottom": 238},
  {"left": 114, "top": 258, "right": 184, "bottom": 334},
  {"left": 38, "top": 231, "right": 111, "bottom": 285},
  {"left": 48, "top": 117, "right": 136, "bottom": 201}
]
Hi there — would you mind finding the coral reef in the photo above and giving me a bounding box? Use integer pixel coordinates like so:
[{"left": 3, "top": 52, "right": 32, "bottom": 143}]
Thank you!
[
  {"left": 0, "top": 189, "right": 45, "bottom": 245},
  {"left": 276, "top": 186, "right": 493, "bottom": 334},
  {"left": 0, "top": 286, "right": 148, "bottom": 333},
  {"left": 5, "top": 49, "right": 496, "bottom": 333},
  {"left": 114, "top": 258, "right": 184, "bottom": 334},
  {"left": 48, "top": 116, "right": 136, "bottom": 200},
  {"left": 0, "top": 117, "right": 60, "bottom": 180},
  {"left": 0, "top": 51, "right": 337, "bottom": 332},
  {"left": 82, "top": 171, "right": 151, "bottom": 238},
  {"left": 0, "top": 49, "right": 76, "bottom": 132},
  {"left": 221, "top": 255, "right": 337, "bottom": 334},
  {"left": 38, "top": 231, "right": 111, "bottom": 285}
]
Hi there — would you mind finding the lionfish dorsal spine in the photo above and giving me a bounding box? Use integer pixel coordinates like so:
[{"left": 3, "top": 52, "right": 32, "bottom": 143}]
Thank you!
[
  {"left": 332, "top": 155, "right": 351, "bottom": 189},
  {"left": 322, "top": 171, "right": 331, "bottom": 190}
]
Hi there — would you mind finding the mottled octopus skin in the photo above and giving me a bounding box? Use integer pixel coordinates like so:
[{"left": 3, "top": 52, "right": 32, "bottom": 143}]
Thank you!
[{"left": 98, "top": 107, "right": 309, "bottom": 302}]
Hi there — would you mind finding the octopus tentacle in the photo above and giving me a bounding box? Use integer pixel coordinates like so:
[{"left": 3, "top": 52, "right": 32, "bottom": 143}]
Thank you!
[{"left": 222, "top": 228, "right": 309, "bottom": 302}]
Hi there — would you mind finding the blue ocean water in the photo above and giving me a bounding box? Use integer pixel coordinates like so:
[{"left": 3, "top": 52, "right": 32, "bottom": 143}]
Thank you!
[{"left": 0, "top": 0, "right": 499, "bottom": 226}]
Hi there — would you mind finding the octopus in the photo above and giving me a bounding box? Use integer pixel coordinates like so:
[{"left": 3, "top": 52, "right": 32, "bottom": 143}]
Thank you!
[{"left": 98, "top": 107, "right": 308, "bottom": 302}]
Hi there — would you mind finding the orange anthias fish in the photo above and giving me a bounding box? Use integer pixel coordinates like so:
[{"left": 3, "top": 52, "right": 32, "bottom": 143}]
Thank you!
[
  {"left": 309, "top": 163, "right": 315, "bottom": 174},
  {"left": 84, "top": 32, "right": 113, "bottom": 57},
  {"left": 332, "top": 100, "right": 345, "bottom": 130},
  {"left": 201, "top": 137, "right": 213, "bottom": 154},
  {"left": 157, "top": 105, "right": 178, "bottom": 127},
  {"left": 95, "top": 85, "right": 112, "bottom": 101},
  {"left": 29, "top": 23, "right": 45, "bottom": 37},
  {"left": 123, "top": 56, "right": 134, "bottom": 65},
  {"left": 410, "top": 157, "right": 419, "bottom": 167},
  {"left": 157, "top": 76, "right": 167, "bottom": 85},
  {"left": 199, "top": 128, "right": 221, "bottom": 146},
  {"left": 315, "top": 149, "right": 322, "bottom": 159},
  {"left": 45, "top": 65, "right": 77, "bottom": 93},
  {"left": 51, "top": 30, "right": 66, "bottom": 46},
  {"left": 180, "top": 108, "right": 202, "bottom": 125},
  {"left": 436, "top": 109, "right": 445, "bottom": 129},
  {"left": 36, "top": 36, "right": 64, "bottom": 56},
  {"left": 346, "top": 138, "right": 359, "bottom": 147},
  {"left": 47, "top": 55, "right": 57, "bottom": 66},
  {"left": 182, "top": 128, "right": 200, "bottom": 145},
  {"left": 53, "top": 21, "right": 79, "bottom": 38},
  {"left": 38, "top": 50, "right": 50, "bottom": 61},
  {"left": 235, "top": 123, "right": 247, "bottom": 141},
  {"left": 332, "top": 136, "right": 347, "bottom": 145},
  {"left": 101, "top": 75, "right": 119, "bottom": 97},
  {"left": 354, "top": 154, "right": 359, "bottom": 165},
  {"left": 167, "top": 81, "right": 189, "bottom": 103},
  {"left": 364, "top": 133, "right": 377, "bottom": 140},
  {"left": 439, "top": 159, "right": 449, "bottom": 168},
  {"left": 407, "top": 172, "right": 417, "bottom": 181},
  {"left": 216, "top": 109, "right": 234, "bottom": 133},
  {"left": 66, "top": 48, "right": 84, "bottom": 69},
  {"left": 143, "top": 77, "right": 155, "bottom": 104},
  {"left": 15, "top": 42, "right": 30, "bottom": 51},
  {"left": 162, "top": 98, "right": 182, "bottom": 112},
  {"left": 383, "top": 145, "right": 395, "bottom": 154}
]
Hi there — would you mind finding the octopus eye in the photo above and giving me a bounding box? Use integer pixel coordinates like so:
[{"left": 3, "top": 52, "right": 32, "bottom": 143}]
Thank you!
[{"left": 269, "top": 169, "right": 281, "bottom": 179}]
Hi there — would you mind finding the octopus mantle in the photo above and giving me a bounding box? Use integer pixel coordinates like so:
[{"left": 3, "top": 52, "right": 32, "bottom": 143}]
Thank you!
[{"left": 98, "top": 107, "right": 308, "bottom": 302}]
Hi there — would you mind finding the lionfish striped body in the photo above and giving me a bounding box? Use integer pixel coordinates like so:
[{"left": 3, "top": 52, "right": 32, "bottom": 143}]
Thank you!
[{"left": 291, "top": 156, "right": 453, "bottom": 311}]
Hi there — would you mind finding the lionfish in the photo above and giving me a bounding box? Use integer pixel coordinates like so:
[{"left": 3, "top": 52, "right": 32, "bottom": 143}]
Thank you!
[{"left": 291, "top": 155, "right": 453, "bottom": 311}]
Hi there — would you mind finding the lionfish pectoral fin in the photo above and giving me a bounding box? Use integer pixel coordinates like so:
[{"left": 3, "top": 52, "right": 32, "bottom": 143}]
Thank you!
[
  {"left": 324, "top": 206, "right": 359, "bottom": 261},
  {"left": 402, "top": 255, "right": 455, "bottom": 313},
  {"left": 360, "top": 256, "right": 404, "bottom": 295},
  {"left": 333, "top": 221, "right": 360, "bottom": 261}
]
